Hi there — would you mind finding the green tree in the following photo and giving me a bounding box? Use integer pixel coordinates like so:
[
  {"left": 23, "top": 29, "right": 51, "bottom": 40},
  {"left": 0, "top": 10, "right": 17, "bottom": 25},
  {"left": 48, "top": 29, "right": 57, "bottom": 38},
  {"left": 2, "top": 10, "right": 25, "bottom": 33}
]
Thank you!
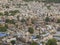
[
  {"left": 6, "top": 5, "right": 9, "bottom": 8},
  {"left": 0, "top": 26, "right": 7, "bottom": 32},
  {"left": 36, "top": 35, "right": 40, "bottom": 38},
  {"left": 0, "top": 12, "right": 3, "bottom": 16},
  {"left": 45, "top": 17, "right": 50, "bottom": 22},
  {"left": 46, "top": 38, "right": 57, "bottom": 45},
  {"left": 31, "top": 41, "right": 38, "bottom": 45},
  {"left": 5, "top": 19, "right": 15, "bottom": 24},
  {"left": 57, "top": 19, "right": 60, "bottom": 23},
  {"left": 11, "top": 40, "right": 16, "bottom": 45},
  {"left": 28, "top": 27, "right": 34, "bottom": 34},
  {"left": 31, "top": 19, "right": 35, "bottom": 24},
  {"left": 47, "top": 6, "right": 51, "bottom": 10},
  {"left": 21, "top": 18, "right": 26, "bottom": 23},
  {"left": 4, "top": 11, "right": 9, "bottom": 16},
  {"left": 9, "top": 10, "right": 19, "bottom": 16},
  {"left": 5, "top": 24, "right": 8, "bottom": 29}
]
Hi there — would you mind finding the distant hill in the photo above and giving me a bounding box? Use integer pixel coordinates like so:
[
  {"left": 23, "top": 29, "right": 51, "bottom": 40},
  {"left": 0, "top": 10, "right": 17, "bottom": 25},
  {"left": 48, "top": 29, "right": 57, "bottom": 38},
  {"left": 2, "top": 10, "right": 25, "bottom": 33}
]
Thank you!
[
  {"left": 43, "top": 0, "right": 60, "bottom": 3},
  {"left": 23, "top": 0, "right": 60, "bottom": 3}
]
